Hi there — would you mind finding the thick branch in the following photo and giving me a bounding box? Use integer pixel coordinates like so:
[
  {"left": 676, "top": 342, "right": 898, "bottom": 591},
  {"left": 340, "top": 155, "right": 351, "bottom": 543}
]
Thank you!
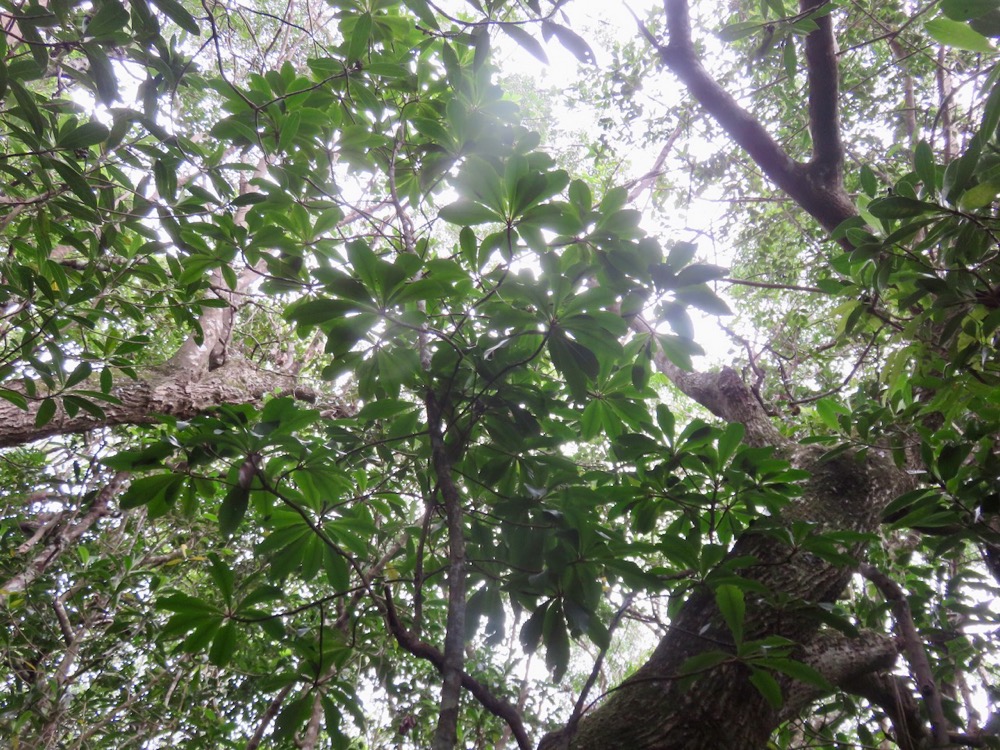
[
  {"left": 649, "top": 0, "right": 857, "bottom": 234},
  {"left": 426, "top": 390, "right": 468, "bottom": 750},
  {"left": 0, "top": 358, "right": 313, "bottom": 449},
  {"left": 802, "top": 0, "right": 844, "bottom": 181},
  {"left": 779, "top": 629, "right": 899, "bottom": 719},
  {"left": 632, "top": 315, "right": 784, "bottom": 448}
]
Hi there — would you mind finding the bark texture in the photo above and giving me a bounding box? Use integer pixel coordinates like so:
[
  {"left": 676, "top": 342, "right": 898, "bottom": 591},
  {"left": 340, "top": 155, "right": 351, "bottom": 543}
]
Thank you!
[{"left": 0, "top": 357, "right": 308, "bottom": 448}]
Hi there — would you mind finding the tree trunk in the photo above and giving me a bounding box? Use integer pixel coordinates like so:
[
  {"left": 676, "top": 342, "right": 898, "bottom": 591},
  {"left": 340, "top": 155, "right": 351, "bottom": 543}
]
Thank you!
[{"left": 552, "top": 455, "right": 907, "bottom": 749}]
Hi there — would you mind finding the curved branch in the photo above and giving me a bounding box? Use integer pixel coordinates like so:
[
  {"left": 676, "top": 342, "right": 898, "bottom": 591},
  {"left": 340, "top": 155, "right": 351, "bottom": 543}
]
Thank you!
[
  {"left": 631, "top": 315, "right": 785, "bottom": 448},
  {"left": 640, "top": 0, "right": 858, "bottom": 234},
  {"left": 384, "top": 587, "right": 532, "bottom": 750},
  {"left": 861, "top": 563, "right": 951, "bottom": 746}
]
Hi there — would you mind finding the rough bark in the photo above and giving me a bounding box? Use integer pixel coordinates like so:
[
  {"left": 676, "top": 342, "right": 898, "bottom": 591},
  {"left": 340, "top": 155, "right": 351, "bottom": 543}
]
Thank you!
[
  {"left": 0, "top": 357, "right": 311, "bottom": 449},
  {"left": 547, "top": 420, "right": 911, "bottom": 749}
]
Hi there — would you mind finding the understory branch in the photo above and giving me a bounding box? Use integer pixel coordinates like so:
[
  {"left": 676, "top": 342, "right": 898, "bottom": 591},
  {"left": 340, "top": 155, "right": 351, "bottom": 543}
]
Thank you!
[{"left": 384, "top": 587, "right": 531, "bottom": 750}]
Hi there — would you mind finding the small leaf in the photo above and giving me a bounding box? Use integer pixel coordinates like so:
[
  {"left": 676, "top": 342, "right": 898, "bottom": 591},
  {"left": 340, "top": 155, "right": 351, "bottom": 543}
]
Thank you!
[
  {"left": 959, "top": 181, "right": 1000, "bottom": 210},
  {"left": 84, "top": 43, "right": 118, "bottom": 104},
  {"left": 942, "top": 0, "right": 1000, "bottom": 21},
  {"left": 86, "top": 0, "right": 130, "bottom": 38},
  {"left": 58, "top": 121, "right": 111, "bottom": 150},
  {"left": 438, "top": 200, "right": 503, "bottom": 226},
  {"left": 867, "top": 196, "right": 940, "bottom": 219},
  {"left": 35, "top": 397, "right": 57, "bottom": 427},
  {"left": 782, "top": 38, "right": 797, "bottom": 81},
  {"left": 914, "top": 140, "right": 937, "bottom": 192},
  {"left": 756, "top": 657, "right": 833, "bottom": 690},
  {"left": 674, "top": 264, "right": 728, "bottom": 286},
  {"left": 119, "top": 473, "right": 183, "bottom": 510},
  {"left": 520, "top": 601, "right": 549, "bottom": 654},
  {"left": 209, "top": 621, "right": 238, "bottom": 667},
  {"left": 347, "top": 13, "right": 372, "bottom": 62},
  {"left": 677, "top": 649, "right": 729, "bottom": 676},
  {"left": 149, "top": 0, "right": 201, "bottom": 34},
  {"left": 542, "top": 21, "right": 596, "bottom": 64}
]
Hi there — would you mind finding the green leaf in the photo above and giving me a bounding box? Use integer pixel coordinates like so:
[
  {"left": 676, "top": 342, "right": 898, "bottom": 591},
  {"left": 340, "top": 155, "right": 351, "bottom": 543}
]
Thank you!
[
  {"left": 501, "top": 23, "right": 548, "bottom": 64},
  {"left": 209, "top": 621, "right": 238, "bottom": 667},
  {"left": 674, "top": 264, "right": 728, "bottom": 286},
  {"left": 867, "top": 196, "right": 940, "bottom": 219},
  {"left": 749, "top": 668, "right": 783, "bottom": 708},
  {"left": 542, "top": 21, "right": 595, "bottom": 65},
  {"left": 149, "top": 0, "right": 200, "bottom": 34},
  {"left": 715, "top": 584, "right": 745, "bottom": 644},
  {"left": 347, "top": 13, "right": 372, "bottom": 62},
  {"left": 756, "top": 657, "right": 833, "bottom": 690},
  {"left": 119, "top": 473, "right": 184, "bottom": 510},
  {"left": 520, "top": 601, "right": 549, "bottom": 654},
  {"left": 58, "top": 121, "right": 111, "bottom": 150},
  {"left": 219, "top": 485, "right": 250, "bottom": 537},
  {"left": 782, "top": 38, "right": 797, "bottom": 81},
  {"left": 543, "top": 603, "right": 570, "bottom": 681},
  {"left": 86, "top": 0, "right": 130, "bottom": 38},
  {"left": 677, "top": 649, "right": 729, "bottom": 676},
  {"left": 925, "top": 18, "right": 994, "bottom": 51},
  {"left": 9, "top": 80, "right": 45, "bottom": 136},
  {"left": 942, "top": 0, "right": 1000, "bottom": 21},
  {"left": 35, "top": 397, "right": 57, "bottom": 427},
  {"left": 438, "top": 200, "right": 503, "bottom": 225},
  {"left": 84, "top": 43, "right": 119, "bottom": 104},
  {"left": 914, "top": 140, "right": 937, "bottom": 192},
  {"left": 718, "top": 422, "right": 745, "bottom": 464},
  {"left": 959, "top": 181, "right": 999, "bottom": 210}
]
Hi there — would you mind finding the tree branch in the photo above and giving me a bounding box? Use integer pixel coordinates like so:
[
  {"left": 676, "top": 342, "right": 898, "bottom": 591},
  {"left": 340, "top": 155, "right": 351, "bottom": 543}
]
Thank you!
[
  {"left": 631, "top": 315, "right": 786, "bottom": 448},
  {"left": 0, "top": 358, "right": 316, "bottom": 449},
  {"left": 426, "top": 389, "right": 468, "bottom": 750},
  {"left": 384, "top": 587, "right": 532, "bottom": 750},
  {"left": 802, "top": 0, "right": 844, "bottom": 182},
  {"left": 1, "top": 474, "right": 126, "bottom": 595},
  {"left": 639, "top": 0, "right": 858, "bottom": 234},
  {"left": 860, "top": 564, "right": 950, "bottom": 746}
]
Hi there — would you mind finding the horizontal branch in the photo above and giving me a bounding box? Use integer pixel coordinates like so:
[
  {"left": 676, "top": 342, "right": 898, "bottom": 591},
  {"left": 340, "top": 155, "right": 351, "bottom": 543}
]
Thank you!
[{"left": 0, "top": 358, "right": 315, "bottom": 449}]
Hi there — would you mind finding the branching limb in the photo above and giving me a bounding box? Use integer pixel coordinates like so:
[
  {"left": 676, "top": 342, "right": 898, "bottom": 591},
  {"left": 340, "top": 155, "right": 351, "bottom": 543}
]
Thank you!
[
  {"left": 1, "top": 474, "right": 126, "bottom": 595},
  {"left": 861, "top": 564, "right": 950, "bottom": 746},
  {"left": 801, "top": 0, "right": 844, "bottom": 181},
  {"left": 384, "top": 587, "right": 532, "bottom": 750},
  {"left": 631, "top": 314, "right": 786, "bottom": 448},
  {"left": 634, "top": 0, "right": 859, "bottom": 234}
]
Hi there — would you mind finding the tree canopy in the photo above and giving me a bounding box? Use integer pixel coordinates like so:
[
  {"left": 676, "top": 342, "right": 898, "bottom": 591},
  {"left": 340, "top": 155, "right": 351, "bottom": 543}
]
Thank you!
[{"left": 2, "top": 0, "right": 1000, "bottom": 748}]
